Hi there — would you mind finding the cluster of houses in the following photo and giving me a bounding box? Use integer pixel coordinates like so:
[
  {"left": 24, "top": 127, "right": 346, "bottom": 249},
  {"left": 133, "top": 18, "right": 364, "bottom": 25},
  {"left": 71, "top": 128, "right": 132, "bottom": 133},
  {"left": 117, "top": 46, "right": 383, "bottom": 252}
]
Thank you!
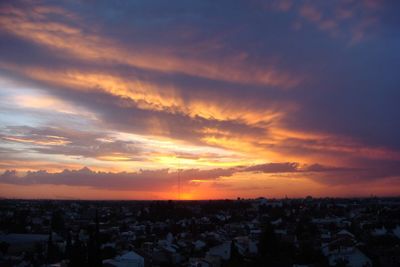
[{"left": 0, "top": 197, "right": 399, "bottom": 266}]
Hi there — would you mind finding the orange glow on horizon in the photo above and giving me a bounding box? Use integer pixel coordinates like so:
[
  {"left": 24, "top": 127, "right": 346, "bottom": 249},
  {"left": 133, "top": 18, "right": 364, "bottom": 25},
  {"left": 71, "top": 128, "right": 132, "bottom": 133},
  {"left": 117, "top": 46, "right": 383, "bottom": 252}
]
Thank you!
[{"left": 1, "top": 2, "right": 399, "bottom": 200}]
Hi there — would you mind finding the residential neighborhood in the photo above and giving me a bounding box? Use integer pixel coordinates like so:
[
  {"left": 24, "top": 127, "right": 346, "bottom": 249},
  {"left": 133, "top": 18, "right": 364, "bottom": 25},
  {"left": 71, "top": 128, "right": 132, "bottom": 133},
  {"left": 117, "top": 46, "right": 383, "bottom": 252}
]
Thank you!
[{"left": 0, "top": 197, "right": 399, "bottom": 266}]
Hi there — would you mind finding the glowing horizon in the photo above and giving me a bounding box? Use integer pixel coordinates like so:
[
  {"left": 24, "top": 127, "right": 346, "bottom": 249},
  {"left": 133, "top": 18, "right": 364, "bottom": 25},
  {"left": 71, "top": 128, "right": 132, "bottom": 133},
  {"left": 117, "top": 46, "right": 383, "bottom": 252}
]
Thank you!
[{"left": 1, "top": 0, "right": 400, "bottom": 200}]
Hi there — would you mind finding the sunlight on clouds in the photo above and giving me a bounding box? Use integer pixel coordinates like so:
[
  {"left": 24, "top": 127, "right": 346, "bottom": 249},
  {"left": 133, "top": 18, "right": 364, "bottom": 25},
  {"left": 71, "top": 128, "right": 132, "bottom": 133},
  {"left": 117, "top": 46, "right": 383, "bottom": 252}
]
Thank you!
[
  {"left": 0, "top": 1, "right": 399, "bottom": 199},
  {"left": 3, "top": 64, "right": 283, "bottom": 127},
  {"left": 2, "top": 136, "right": 71, "bottom": 146},
  {"left": 13, "top": 93, "right": 79, "bottom": 115},
  {"left": 96, "top": 155, "right": 135, "bottom": 162},
  {"left": 0, "top": 4, "right": 301, "bottom": 88},
  {"left": 151, "top": 155, "right": 246, "bottom": 169},
  {"left": 112, "top": 132, "right": 251, "bottom": 169},
  {"left": 114, "top": 132, "right": 239, "bottom": 157},
  {"left": 201, "top": 135, "right": 266, "bottom": 157}
]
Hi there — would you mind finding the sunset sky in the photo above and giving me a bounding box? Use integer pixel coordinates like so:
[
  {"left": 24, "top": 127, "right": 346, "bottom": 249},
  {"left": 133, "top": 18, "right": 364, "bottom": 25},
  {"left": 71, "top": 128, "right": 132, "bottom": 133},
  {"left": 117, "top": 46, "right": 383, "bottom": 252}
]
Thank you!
[{"left": 1, "top": 0, "right": 400, "bottom": 200}]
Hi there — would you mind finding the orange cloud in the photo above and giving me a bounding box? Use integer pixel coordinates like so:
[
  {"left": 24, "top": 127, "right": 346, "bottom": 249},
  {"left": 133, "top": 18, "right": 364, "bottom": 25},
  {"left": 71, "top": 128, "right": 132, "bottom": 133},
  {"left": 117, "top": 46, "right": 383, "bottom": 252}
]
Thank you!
[{"left": 0, "top": 4, "right": 302, "bottom": 89}]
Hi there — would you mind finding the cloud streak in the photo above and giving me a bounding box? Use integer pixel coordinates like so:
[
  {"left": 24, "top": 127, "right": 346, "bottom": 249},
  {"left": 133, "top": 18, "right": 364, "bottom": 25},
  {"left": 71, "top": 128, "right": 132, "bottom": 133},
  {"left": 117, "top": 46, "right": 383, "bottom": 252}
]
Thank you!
[
  {"left": 2, "top": 160, "right": 399, "bottom": 193},
  {"left": 0, "top": 167, "right": 236, "bottom": 191}
]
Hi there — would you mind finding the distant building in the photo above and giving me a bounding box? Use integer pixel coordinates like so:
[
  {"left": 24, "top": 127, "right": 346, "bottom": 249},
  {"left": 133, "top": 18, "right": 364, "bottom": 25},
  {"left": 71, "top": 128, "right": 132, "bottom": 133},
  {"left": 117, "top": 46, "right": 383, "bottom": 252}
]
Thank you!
[{"left": 322, "top": 230, "right": 372, "bottom": 267}]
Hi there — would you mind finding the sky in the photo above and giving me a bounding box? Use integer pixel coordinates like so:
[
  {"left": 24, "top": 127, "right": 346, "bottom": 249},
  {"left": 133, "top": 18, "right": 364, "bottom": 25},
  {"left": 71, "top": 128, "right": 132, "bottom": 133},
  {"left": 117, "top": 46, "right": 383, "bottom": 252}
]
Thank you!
[{"left": 0, "top": 0, "right": 400, "bottom": 200}]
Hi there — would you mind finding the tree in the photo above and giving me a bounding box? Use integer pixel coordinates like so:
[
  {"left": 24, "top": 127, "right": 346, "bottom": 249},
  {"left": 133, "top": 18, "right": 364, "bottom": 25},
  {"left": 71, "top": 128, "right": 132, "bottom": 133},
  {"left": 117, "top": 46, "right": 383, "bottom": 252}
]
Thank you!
[
  {"left": 226, "top": 240, "right": 243, "bottom": 267},
  {"left": 69, "top": 237, "right": 87, "bottom": 267},
  {"left": 258, "top": 222, "right": 279, "bottom": 265}
]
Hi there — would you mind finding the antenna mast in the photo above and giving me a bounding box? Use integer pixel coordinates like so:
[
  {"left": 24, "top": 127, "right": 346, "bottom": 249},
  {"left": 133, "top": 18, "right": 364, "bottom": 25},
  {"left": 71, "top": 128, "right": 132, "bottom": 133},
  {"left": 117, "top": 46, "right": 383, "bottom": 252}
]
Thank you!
[{"left": 178, "top": 158, "right": 181, "bottom": 200}]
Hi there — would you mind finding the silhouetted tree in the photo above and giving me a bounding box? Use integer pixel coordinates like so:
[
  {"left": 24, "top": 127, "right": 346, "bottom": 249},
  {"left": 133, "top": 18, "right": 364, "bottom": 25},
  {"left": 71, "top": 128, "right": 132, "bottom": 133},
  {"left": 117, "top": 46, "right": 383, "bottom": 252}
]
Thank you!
[
  {"left": 258, "top": 222, "right": 279, "bottom": 265},
  {"left": 226, "top": 240, "right": 243, "bottom": 267},
  {"left": 69, "top": 237, "right": 87, "bottom": 267}
]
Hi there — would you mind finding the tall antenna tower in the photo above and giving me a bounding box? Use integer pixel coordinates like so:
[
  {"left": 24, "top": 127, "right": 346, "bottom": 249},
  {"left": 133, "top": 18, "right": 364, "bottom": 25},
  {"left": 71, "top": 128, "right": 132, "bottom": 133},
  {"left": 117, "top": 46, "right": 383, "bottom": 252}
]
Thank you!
[{"left": 178, "top": 157, "right": 181, "bottom": 200}]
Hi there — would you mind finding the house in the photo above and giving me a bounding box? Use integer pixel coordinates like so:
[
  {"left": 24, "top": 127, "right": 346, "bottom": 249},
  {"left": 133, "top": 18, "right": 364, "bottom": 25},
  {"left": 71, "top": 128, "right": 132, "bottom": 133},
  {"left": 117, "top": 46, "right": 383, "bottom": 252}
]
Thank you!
[
  {"left": 371, "top": 226, "right": 387, "bottom": 236},
  {"left": 393, "top": 225, "right": 400, "bottom": 239},
  {"left": 193, "top": 240, "right": 206, "bottom": 251},
  {"left": 206, "top": 241, "right": 231, "bottom": 261},
  {"left": 322, "top": 230, "right": 371, "bottom": 267},
  {"left": 327, "top": 247, "right": 371, "bottom": 267},
  {"left": 189, "top": 257, "right": 212, "bottom": 267},
  {"left": 103, "top": 251, "right": 144, "bottom": 267}
]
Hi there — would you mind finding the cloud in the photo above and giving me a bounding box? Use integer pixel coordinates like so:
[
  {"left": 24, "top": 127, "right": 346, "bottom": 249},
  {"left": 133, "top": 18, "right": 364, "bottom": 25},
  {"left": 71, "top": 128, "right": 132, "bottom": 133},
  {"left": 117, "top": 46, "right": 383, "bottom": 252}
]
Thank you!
[
  {"left": 243, "top": 162, "right": 355, "bottom": 174},
  {"left": 245, "top": 162, "right": 299, "bottom": 173},
  {"left": 295, "top": 0, "right": 386, "bottom": 41},
  {"left": 320, "top": 159, "right": 400, "bottom": 184},
  {"left": 0, "top": 0, "right": 400, "bottom": 196},
  {"left": 2, "top": 159, "right": 399, "bottom": 192},
  {"left": 0, "top": 125, "right": 143, "bottom": 160},
  {"left": 1, "top": 0, "right": 398, "bottom": 147},
  {"left": 300, "top": 4, "right": 322, "bottom": 22},
  {"left": 0, "top": 167, "right": 236, "bottom": 191},
  {"left": 0, "top": 2, "right": 301, "bottom": 89},
  {"left": 304, "top": 163, "right": 355, "bottom": 172}
]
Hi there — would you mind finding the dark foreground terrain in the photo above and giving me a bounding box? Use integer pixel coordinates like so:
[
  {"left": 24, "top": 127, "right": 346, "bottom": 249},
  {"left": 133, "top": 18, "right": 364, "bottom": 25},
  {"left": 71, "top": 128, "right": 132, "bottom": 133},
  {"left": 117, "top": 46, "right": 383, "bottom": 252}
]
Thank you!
[{"left": 0, "top": 197, "right": 399, "bottom": 267}]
